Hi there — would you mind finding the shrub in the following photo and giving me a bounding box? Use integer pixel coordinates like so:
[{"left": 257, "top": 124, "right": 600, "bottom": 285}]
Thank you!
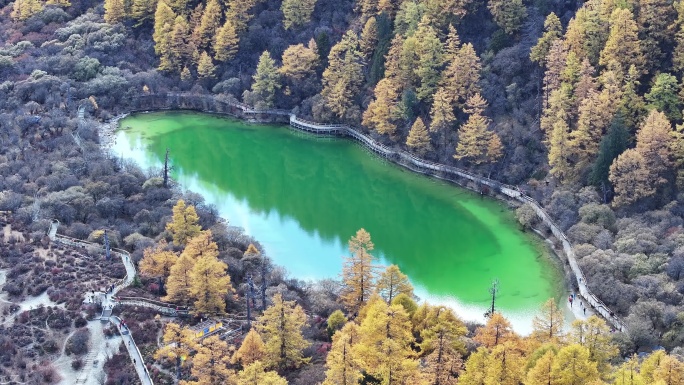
[
  {"left": 71, "top": 358, "right": 83, "bottom": 370},
  {"left": 65, "top": 328, "right": 90, "bottom": 356},
  {"left": 516, "top": 203, "right": 537, "bottom": 230}
]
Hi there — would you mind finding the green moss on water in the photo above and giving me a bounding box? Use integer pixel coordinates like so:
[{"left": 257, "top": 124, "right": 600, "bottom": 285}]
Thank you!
[{"left": 115, "top": 111, "right": 563, "bottom": 320}]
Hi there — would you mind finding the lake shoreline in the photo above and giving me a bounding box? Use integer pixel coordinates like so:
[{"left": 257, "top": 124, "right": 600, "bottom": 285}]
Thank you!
[
  {"left": 104, "top": 111, "right": 576, "bottom": 332},
  {"left": 100, "top": 109, "right": 573, "bottom": 283}
]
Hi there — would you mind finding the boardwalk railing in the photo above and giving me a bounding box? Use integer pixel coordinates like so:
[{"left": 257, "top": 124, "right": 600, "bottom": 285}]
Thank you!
[
  {"left": 120, "top": 93, "right": 626, "bottom": 332},
  {"left": 114, "top": 296, "right": 191, "bottom": 316}
]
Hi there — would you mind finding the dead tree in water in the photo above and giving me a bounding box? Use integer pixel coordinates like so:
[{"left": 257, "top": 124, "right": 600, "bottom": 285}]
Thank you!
[{"left": 163, "top": 148, "right": 171, "bottom": 188}]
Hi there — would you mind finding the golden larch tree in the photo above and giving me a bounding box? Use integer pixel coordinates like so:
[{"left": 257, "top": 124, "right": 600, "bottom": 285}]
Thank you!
[
  {"left": 484, "top": 341, "right": 526, "bottom": 385},
  {"left": 189, "top": 250, "right": 232, "bottom": 315},
  {"left": 139, "top": 241, "right": 178, "bottom": 291},
  {"left": 104, "top": 0, "right": 126, "bottom": 24},
  {"left": 610, "top": 109, "right": 674, "bottom": 206},
  {"left": 233, "top": 328, "right": 266, "bottom": 366},
  {"left": 321, "top": 31, "right": 365, "bottom": 120},
  {"left": 570, "top": 316, "right": 619, "bottom": 378},
  {"left": 653, "top": 354, "right": 684, "bottom": 384},
  {"left": 170, "top": 15, "right": 193, "bottom": 72},
  {"left": 525, "top": 350, "right": 556, "bottom": 385},
  {"left": 420, "top": 307, "right": 467, "bottom": 385},
  {"left": 639, "top": 349, "right": 667, "bottom": 384},
  {"left": 256, "top": 293, "right": 310, "bottom": 370},
  {"left": 430, "top": 86, "right": 457, "bottom": 146},
  {"left": 599, "top": 8, "right": 645, "bottom": 75},
  {"left": 548, "top": 116, "right": 573, "bottom": 181},
  {"left": 197, "top": 51, "right": 216, "bottom": 79},
  {"left": 444, "top": 24, "right": 462, "bottom": 60},
  {"left": 236, "top": 360, "right": 287, "bottom": 385},
  {"left": 163, "top": 253, "right": 195, "bottom": 304},
  {"left": 441, "top": 42, "right": 481, "bottom": 109},
  {"left": 550, "top": 344, "right": 600, "bottom": 385},
  {"left": 473, "top": 312, "right": 518, "bottom": 348},
  {"left": 376, "top": 264, "right": 413, "bottom": 303},
  {"left": 182, "top": 335, "right": 234, "bottom": 385},
  {"left": 609, "top": 150, "right": 652, "bottom": 207},
  {"left": 153, "top": 0, "right": 176, "bottom": 52},
  {"left": 166, "top": 199, "right": 201, "bottom": 246},
  {"left": 353, "top": 300, "right": 420, "bottom": 384},
  {"left": 154, "top": 322, "right": 195, "bottom": 379},
  {"left": 322, "top": 322, "right": 362, "bottom": 385},
  {"left": 215, "top": 20, "right": 239, "bottom": 62},
  {"left": 611, "top": 354, "right": 642, "bottom": 385},
  {"left": 634, "top": 110, "right": 674, "bottom": 182},
  {"left": 195, "top": 0, "right": 221, "bottom": 51},
  {"left": 362, "top": 77, "right": 400, "bottom": 137},
  {"left": 182, "top": 230, "right": 219, "bottom": 260},
  {"left": 406, "top": 117, "right": 432, "bottom": 156},
  {"left": 360, "top": 17, "right": 378, "bottom": 58},
  {"left": 340, "top": 229, "right": 377, "bottom": 312},
  {"left": 11, "top": 0, "right": 43, "bottom": 21},
  {"left": 280, "top": 42, "right": 319, "bottom": 81},
  {"left": 532, "top": 298, "right": 565, "bottom": 344},
  {"left": 458, "top": 347, "right": 489, "bottom": 385},
  {"left": 455, "top": 96, "right": 503, "bottom": 165}
]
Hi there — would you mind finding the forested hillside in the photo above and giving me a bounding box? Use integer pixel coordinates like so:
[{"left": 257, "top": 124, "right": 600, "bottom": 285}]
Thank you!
[{"left": 1, "top": 0, "right": 684, "bottom": 374}]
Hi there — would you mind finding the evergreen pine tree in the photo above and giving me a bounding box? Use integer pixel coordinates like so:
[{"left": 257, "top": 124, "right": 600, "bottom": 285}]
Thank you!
[
  {"left": 487, "top": 0, "right": 527, "bottom": 35},
  {"left": 530, "top": 13, "right": 562, "bottom": 66},
  {"left": 281, "top": 0, "right": 317, "bottom": 30},
  {"left": 248, "top": 51, "right": 281, "bottom": 108}
]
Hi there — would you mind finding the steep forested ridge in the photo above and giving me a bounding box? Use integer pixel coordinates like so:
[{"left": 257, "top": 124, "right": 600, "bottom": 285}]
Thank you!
[{"left": 1, "top": 0, "right": 684, "bottom": 381}]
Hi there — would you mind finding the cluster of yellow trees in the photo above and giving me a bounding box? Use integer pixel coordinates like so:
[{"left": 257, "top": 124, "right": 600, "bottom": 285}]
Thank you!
[
  {"left": 534, "top": 0, "right": 684, "bottom": 205},
  {"left": 103, "top": 0, "right": 318, "bottom": 78},
  {"left": 11, "top": 0, "right": 69, "bottom": 20},
  {"left": 326, "top": 229, "right": 684, "bottom": 385},
  {"left": 155, "top": 292, "right": 308, "bottom": 384},
  {"left": 329, "top": 15, "right": 503, "bottom": 164},
  {"left": 147, "top": 225, "right": 684, "bottom": 384},
  {"left": 140, "top": 199, "right": 233, "bottom": 314}
]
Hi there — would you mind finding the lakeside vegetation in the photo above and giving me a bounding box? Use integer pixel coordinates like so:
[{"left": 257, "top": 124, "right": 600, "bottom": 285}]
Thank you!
[{"left": 1, "top": 0, "right": 684, "bottom": 382}]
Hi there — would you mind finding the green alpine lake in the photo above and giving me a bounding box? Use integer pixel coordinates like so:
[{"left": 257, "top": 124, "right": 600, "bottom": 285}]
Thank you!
[{"left": 112, "top": 111, "right": 565, "bottom": 332}]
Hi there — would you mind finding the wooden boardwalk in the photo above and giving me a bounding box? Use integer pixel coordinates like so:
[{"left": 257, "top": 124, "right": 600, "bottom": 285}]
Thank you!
[
  {"left": 122, "top": 93, "right": 627, "bottom": 333},
  {"left": 48, "top": 221, "right": 155, "bottom": 385}
]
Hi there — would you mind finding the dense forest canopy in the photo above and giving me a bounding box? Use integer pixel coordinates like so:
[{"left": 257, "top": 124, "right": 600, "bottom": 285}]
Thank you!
[{"left": 2, "top": 0, "right": 684, "bottom": 382}]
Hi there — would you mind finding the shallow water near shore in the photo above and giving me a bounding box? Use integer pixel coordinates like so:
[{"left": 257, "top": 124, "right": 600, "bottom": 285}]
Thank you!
[{"left": 112, "top": 111, "right": 566, "bottom": 332}]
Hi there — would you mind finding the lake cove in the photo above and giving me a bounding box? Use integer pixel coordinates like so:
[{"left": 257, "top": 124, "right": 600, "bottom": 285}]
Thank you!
[{"left": 113, "top": 111, "right": 565, "bottom": 332}]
